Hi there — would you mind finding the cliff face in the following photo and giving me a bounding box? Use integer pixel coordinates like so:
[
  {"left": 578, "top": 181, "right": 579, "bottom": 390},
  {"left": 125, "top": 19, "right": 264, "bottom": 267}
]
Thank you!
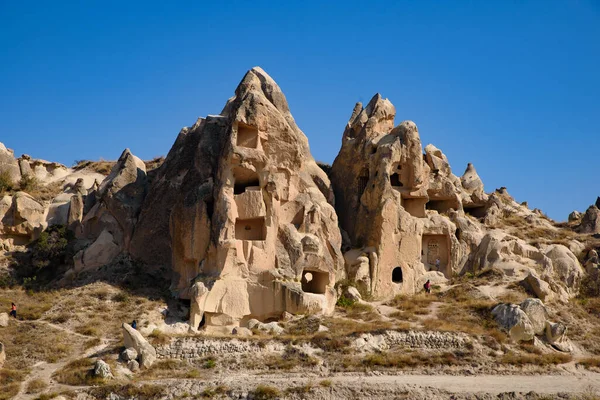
[{"left": 0, "top": 67, "right": 591, "bottom": 331}]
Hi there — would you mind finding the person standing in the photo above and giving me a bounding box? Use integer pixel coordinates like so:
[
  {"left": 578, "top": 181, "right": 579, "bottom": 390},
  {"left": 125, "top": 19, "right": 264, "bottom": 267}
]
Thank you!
[
  {"left": 9, "top": 303, "right": 16, "bottom": 318},
  {"left": 423, "top": 280, "right": 431, "bottom": 294}
]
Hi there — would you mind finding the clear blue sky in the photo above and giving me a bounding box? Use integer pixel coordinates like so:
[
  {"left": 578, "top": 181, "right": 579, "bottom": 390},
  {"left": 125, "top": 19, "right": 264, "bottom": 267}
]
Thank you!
[{"left": 1, "top": 1, "right": 598, "bottom": 220}]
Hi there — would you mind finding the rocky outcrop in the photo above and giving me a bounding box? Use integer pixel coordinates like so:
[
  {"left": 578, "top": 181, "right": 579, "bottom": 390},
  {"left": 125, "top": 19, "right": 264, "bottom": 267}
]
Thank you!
[
  {"left": 519, "top": 298, "right": 548, "bottom": 335},
  {"left": 0, "top": 192, "right": 46, "bottom": 247},
  {"left": 73, "top": 149, "right": 147, "bottom": 271},
  {"left": 133, "top": 67, "right": 343, "bottom": 331},
  {"left": 330, "top": 94, "right": 471, "bottom": 299},
  {"left": 0, "top": 143, "right": 21, "bottom": 184},
  {"left": 94, "top": 360, "right": 113, "bottom": 379},
  {"left": 122, "top": 323, "right": 157, "bottom": 369},
  {"left": 492, "top": 303, "right": 535, "bottom": 342},
  {"left": 577, "top": 205, "right": 600, "bottom": 234}
]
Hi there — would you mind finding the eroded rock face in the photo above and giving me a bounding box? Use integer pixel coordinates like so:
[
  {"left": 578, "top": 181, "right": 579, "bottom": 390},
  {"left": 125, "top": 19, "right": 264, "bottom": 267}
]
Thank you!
[
  {"left": 330, "top": 95, "right": 491, "bottom": 298},
  {"left": 0, "top": 192, "right": 46, "bottom": 246},
  {"left": 578, "top": 205, "right": 600, "bottom": 234},
  {"left": 132, "top": 67, "right": 344, "bottom": 331},
  {"left": 0, "top": 143, "right": 21, "bottom": 184},
  {"left": 492, "top": 303, "right": 535, "bottom": 342},
  {"left": 74, "top": 149, "right": 148, "bottom": 271}
]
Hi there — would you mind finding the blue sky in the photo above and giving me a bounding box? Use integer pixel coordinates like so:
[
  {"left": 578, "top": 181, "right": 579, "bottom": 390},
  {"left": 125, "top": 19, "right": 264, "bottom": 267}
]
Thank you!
[{"left": 0, "top": 1, "right": 598, "bottom": 220}]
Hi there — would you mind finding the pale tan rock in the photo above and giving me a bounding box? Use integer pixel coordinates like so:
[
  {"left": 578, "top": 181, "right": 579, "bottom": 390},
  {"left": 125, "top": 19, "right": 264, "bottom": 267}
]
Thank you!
[
  {"left": 492, "top": 303, "right": 535, "bottom": 342},
  {"left": 122, "top": 323, "right": 156, "bottom": 369},
  {"left": 0, "top": 313, "right": 8, "bottom": 327},
  {"left": 133, "top": 67, "right": 343, "bottom": 329},
  {"left": 0, "top": 192, "right": 46, "bottom": 241},
  {"left": 0, "top": 143, "right": 21, "bottom": 184},
  {"left": 568, "top": 210, "right": 582, "bottom": 223},
  {"left": 522, "top": 272, "right": 555, "bottom": 303},
  {"left": 461, "top": 163, "right": 484, "bottom": 195},
  {"left": 543, "top": 244, "right": 583, "bottom": 292},
  {"left": 519, "top": 298, "right": 548, "bottom": 335},
  {"left": 73, "top": 229, "right": 120, "bottom": 271},
  {"left": 577, "top": 205, "right": 600, "bottom": 234}
]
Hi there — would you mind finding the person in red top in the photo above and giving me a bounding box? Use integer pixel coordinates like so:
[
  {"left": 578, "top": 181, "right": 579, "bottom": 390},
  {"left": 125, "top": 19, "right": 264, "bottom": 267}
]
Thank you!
[
  {"left": 9, "top": 302, "right": 16, "bottom": 318},
  {"left": 423, "top": 280, "right": 431, "bottom": 294}
]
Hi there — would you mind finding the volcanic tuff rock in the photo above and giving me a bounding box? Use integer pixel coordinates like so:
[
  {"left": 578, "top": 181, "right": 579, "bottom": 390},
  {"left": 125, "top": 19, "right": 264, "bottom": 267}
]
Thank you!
[
  {"left": 132, "top": 67, "right": 343, "bottom": 332},
  {"left": 330, "top": 94, "right": 489, "bottom": 298},
  {"left": 0, "top": 67, "right": 591, "bottom": 333}
]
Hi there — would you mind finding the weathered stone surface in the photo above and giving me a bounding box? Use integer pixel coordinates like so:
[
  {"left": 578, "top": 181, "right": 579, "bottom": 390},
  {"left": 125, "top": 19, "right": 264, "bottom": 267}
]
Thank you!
[
  {"left": 544, "top": 244, "right": 583, "bottom": 292},
  {"left": 132, "top": 67, "right": 343, "bottom": 329},
  {"left": 545, "top": 321, "right": 572, "bottom": 352},
  {"left": 519, "top": 298, "right": 548, "bottom": 335},
  {"left": 0, "top": 142, "right": 21, "bottom": 184},
  {"left": 568, "top": 210, "right": 582, "bottom": 222},
  {"left": 120, "top": 347, "right": 138, "bottom": 362},
  {"left": 343, "top": 286, "right": 362, "bottom": 302},
  {"left": 127, "top": 359, "right": 140, "bottom": 372},
  {"left": 491, "top": 303, "right": 535, "bottom": 342},
  {"left": 0, "top": 312, "right": 8, "bottom": 327},
  {"left": 232, "top": 327, "right": 253, "bottom": 337},
  {"left": 0, "top": 192, "right": 46, "bottom": 241},
  {"left": 522, "top": 272, "right": 555, "bottom": 303},
  {"left": 578, "top": 205, "right": 600, "bottom": 234},
  {"left": 73, "top": 229, "right": 121, "bottom": 272},
  {"left": 94, "top": 359, "right": 113, "bottom": 379},
  {"left": 122, "top": 323, "right": 157, "bottom": 369}
]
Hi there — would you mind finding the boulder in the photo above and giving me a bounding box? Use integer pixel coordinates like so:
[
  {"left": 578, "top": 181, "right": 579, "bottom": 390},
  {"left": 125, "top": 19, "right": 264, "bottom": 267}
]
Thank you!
[
  {"left": 519, "top": 298, "right": 548, "bottom": 335},
  {"left": 461, "top": 163, "right": 484, "bottom": 195},
  {"left": 568, "top": 211, "right": 582, "bottom": 223},
  {"left": 120, "top": 347, "right": 138, "bottom": 362},
  {"left": 578, "top": 206, "right": 600, "bottom": 234},
  {"left": 94, "top": 360, "right": 113, "bottom": 379},
  {"left": 73, "top": 229, "right": 121, "bottom": 271},
  {"left": 127, "top": 359, "right": 140, "bottom": 372},
  {"left": 544, "top": 244, "right": 584, "bottom": 292},
  {"left": 545, "top": 321, "right": 572, "bottom": 352},
  {"left": 343, "top": 286, "right": 362, "bottom": 302},
  {"left": 522, "top": 272, "right": 557, "bottom": 303},
  {"left": 491, "top": 303, "right": 535, "bottom": 342},
  {"left": 122, "top": 323, "right": 157, "bottom": 369},
  {"left": 0, "top": 312, "right": 8, "bottom": 327}
]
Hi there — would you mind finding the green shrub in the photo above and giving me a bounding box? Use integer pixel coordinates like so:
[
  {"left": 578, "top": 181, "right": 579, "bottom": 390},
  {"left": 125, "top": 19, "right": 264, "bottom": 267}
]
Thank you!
[{"left": 0, "top": 170, "right": 14, "bottom": 194}]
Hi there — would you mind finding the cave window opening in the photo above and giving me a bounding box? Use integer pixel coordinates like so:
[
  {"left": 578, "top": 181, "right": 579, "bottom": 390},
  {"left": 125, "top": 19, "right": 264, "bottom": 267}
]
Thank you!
[
  {"left": 357, "top": 172, "right": 369, "bottom": 195},
  {"left": 390, "top": 173, "right": 403, "bottom": 187},
  {"left": 301, "top": 270, "right": 329, "bottom": 294},
  {"left": 236, "top": 123, "right": 259, "bottom": 148},
  {"left": 233, "top": 167, "right": 260, "bottom": 195},
  {"left": 392, "top": 267, "right": 403, "bottom": 283},
  {"left": 235, "top": 217, "right": 266, "bottom": 240}
]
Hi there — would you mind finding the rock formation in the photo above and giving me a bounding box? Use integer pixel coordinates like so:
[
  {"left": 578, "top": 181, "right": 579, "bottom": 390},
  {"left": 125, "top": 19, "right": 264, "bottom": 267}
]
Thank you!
[
  {"left": 330, "top": 94, "right": 489, "bottom": 298},
  {"left": 122, "top": 323, "right": 157, "bottom": 369},
  {"left": 131, "top": 67, "right": 344, "bottom": 332}
]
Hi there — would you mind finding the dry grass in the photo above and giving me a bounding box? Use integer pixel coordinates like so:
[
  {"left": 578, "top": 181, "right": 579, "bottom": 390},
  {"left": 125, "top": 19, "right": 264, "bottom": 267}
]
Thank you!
[
  {"left": 578, "top": 357, "right": 600, "bottom": 370},
  {"left": 0, "top": 288, "right": 56, "bottom": 320},
  {"left": 0, "top": 369, "right": 27, "bottom": 400},
  {"left": 251, "top": 384, "right": 281, "bottom": 400},
  {"left": 138, "top": 359, "right": 199, "bottom": 380},
  {"left": 73, "top": 160, "right": 115, "bottom": 175},
  {"left": 497, "top": 214, "right": 581, "bottom": 246},
  {"left": 26, "top": 378, "right": 48, "bottom": 394},
  {"left": 0, "top": 321, "right": 77, "bottom": 370},
  {"left": 340, "top": 349, "right": 471, "bottom": 371},
  {"left": 501, "top": 352, "right": 572, "bottom": 366},
  {"left": 148, "top": 329, "right": 171, "bottom": 345},
  {"left": 388, "top": 293, "right": 435, "bottom": 320},
  {"left": 89, "top": 383, "right": 166, "bottom": 400},
  {"left": 263, "top": 345, "right": 319, "bottom": 370},
  {"left": 52, "top": 358, "right": 104, "bottom": 386}
]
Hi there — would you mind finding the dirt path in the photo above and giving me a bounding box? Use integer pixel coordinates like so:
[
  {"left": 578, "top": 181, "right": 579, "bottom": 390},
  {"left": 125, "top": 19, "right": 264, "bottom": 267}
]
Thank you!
[
  {"left": 159, "top": 370, "right": 600, "bottom": 396},
  {"left": 13, "top": 319, "right": 116, "bottom": 400}
]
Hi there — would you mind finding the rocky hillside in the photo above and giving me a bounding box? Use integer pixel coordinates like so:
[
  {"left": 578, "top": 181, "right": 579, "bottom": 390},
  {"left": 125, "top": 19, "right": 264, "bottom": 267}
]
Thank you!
[{"left": 1, "top": 67, "right": 600, "bottom": 400}]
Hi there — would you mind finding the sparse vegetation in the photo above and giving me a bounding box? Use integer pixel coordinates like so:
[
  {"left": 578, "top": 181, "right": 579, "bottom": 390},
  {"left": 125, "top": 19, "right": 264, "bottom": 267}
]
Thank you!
[
  {"left": 501, "top": 352, "right": 572, "bottom": 366},
  {"left": 0, "top": 170, "right": 14, "bottom": 195},
  {"left": 148, "top": 329, "right": 171, "bottom": 345},
  {"left": 90, "top": 383, "right": 166, "bottom": 400},
  {"left": 26, "top": 378, "right": 48, "bottom": 394},
  {"left": 251, "top": 384, "right": 281, "bottom": 400},
  {"left": 53, "top": 358, "right": 102, "bottom": 386}
]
